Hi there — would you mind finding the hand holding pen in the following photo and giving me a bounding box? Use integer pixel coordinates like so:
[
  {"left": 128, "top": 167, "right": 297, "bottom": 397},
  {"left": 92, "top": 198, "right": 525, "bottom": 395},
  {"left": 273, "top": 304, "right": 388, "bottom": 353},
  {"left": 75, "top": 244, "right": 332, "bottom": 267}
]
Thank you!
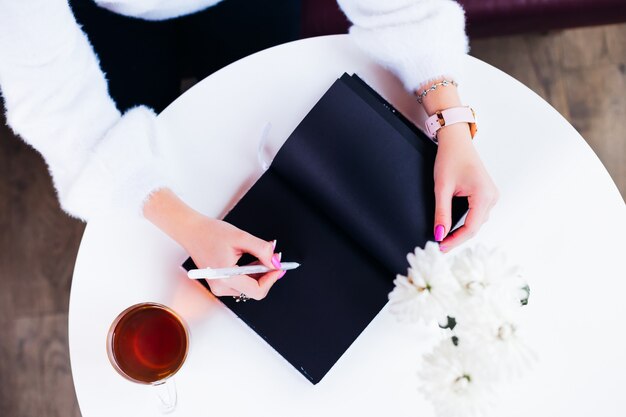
[
  {"left": 145, "top": 190, "right": 291, "bottom": 301},
  {"left": 182, "top": 217, "right": 288, "bottom": 300}
]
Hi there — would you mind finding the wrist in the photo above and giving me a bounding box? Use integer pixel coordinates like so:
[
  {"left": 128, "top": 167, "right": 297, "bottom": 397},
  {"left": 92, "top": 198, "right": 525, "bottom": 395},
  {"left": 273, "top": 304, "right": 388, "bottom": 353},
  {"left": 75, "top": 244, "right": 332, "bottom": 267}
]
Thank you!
[
  {"left": 436, "top": 123, "right": 473, "bottom": 149},
  {"left": 416, "top": 78, "right": 462, "bottom": 117},
  {"left": 143, "top": 188, "right": 205, "bottom": 247}
]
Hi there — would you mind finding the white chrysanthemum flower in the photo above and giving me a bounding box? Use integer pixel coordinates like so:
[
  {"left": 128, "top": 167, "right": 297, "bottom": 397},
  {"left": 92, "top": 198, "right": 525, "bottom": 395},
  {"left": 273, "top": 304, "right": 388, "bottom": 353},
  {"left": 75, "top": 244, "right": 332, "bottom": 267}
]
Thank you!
[
  {"left": 419, "top": 339, "right": 494, "bottom": 417},
  {"left": 388, "top": 242, "right": 459, "bottom": 324},
  {"left": 485, "top": 322, "right": 537, "bottom": 381},
  {"left": 453, "top": 309, "right": 537, "bottom": 381},
  {"left": 451, "top": 245, "right": 527, "bottom": 315}
]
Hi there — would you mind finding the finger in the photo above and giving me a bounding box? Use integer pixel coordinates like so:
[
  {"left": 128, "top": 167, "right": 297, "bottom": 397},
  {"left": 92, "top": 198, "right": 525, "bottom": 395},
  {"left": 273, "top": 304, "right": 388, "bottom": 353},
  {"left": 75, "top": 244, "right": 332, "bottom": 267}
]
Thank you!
[
  {"left": 440, "top": 194, "right": 491, "bottom": 251},
  {"left": 207, "top": 282, "right": 240, "bottom": 297},
  {"left": 224, "top": 273, "right": 279, "bottom": 300},
  {"left": 433, "top": 181, "right": 454, "bottom": 242},
  {"left": 222, "top": 275, "right": 263, "bottom": 299},
  {"left": 239, "top": 259, "right": 283, "bottom": 280},
  {"left": 237, "top": 253, "right": 283, "bottom": 273},
  {"left": 236, "top": 233, "right": 278, "bottom": 269},
  {"left": 256, "top": 269, "right": 285, "bottom": 295}
]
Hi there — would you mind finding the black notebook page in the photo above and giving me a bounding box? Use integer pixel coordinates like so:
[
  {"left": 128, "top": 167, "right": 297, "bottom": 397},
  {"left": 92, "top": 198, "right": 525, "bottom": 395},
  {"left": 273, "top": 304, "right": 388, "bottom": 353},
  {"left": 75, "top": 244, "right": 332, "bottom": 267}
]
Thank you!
[{"left": 271, "top": 75, "right": 467, "bottom": 275}]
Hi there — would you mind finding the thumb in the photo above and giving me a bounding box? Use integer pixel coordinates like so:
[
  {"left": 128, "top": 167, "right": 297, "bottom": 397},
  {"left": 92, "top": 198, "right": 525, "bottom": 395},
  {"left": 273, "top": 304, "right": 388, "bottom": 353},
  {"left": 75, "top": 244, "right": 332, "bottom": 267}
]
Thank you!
[
  {"left": 237, "top": 233, "right": 279, "bottom": 269},
  {"left": 434, "top": 183, "right": 453, "bottom": 242}
]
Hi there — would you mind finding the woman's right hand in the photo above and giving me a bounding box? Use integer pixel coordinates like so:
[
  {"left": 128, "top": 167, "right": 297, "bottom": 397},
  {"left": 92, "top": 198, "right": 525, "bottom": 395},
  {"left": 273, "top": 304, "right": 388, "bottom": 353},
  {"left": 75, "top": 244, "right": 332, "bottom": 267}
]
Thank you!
[
  {"left": 182, "top": 214, "right": 285, "bottom": 299},
  {"left": 143, "top": 188, "right": 285, "bottom": 300}
]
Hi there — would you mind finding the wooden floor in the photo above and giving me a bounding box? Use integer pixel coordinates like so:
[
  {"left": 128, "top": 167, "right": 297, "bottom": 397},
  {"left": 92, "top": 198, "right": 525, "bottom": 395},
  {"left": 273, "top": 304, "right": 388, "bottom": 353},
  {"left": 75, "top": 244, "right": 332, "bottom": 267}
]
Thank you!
[
  {"left": 0, "top": 23, "right": 624, "bottom": 417},
  {"left": 470, "top": 24, "right": 626, "bottom": 196}
]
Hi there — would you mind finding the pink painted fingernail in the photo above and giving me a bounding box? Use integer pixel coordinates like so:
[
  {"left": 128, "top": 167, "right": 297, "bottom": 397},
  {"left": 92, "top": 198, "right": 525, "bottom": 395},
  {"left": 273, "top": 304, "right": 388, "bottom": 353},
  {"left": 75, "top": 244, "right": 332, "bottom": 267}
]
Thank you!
[
  {"left": 434, "top": 224, "right": 445, "bottom": 242},
  {"left": 278, "top": 269, "right": 287, "bottom": 279},
  {"left": 272, "top": 252, "right": 282, "bottom": 269},
  {"left": 439, "top": 245, "right": 448, "bottom": 252},
  {"left": 271, "top": 239, "right": 277, "bottom": 250}
]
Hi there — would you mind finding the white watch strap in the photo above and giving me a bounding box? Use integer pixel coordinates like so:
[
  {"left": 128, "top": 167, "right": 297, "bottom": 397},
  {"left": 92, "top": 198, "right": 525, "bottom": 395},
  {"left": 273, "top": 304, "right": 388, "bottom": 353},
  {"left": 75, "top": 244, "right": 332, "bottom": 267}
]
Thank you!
[{"left": 424, "top": 106, "right": 477, "bottom": 143}]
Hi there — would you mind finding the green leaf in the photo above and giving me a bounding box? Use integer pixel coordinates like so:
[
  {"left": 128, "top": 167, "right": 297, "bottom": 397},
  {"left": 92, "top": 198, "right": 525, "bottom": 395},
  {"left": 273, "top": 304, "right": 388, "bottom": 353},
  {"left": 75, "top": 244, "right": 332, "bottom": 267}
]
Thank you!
[{"left": 520, "top": 284, "right": 530, "bottom": 306}]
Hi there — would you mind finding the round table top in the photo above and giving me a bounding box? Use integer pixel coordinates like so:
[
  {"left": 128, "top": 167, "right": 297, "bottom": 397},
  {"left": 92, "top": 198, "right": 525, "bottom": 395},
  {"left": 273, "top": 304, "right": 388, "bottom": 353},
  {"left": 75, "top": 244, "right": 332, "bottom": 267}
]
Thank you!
[{"left": 69, "top": 35, "right": 626, "bottom": 417}]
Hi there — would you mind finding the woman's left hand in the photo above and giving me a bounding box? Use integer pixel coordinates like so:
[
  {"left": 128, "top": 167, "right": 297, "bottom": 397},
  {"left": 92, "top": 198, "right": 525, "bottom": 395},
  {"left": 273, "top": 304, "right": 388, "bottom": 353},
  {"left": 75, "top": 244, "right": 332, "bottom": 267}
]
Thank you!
[{"left": 432, "top": 123, "right": 499, "bottom": 252}]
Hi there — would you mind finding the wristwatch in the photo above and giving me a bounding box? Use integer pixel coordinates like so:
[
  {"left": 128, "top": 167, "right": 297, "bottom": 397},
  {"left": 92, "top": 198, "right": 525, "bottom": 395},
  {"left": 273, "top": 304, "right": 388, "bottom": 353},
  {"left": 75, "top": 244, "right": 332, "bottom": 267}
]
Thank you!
[{"left": 424, "top": 106, "right": 477, "bottom": 143}]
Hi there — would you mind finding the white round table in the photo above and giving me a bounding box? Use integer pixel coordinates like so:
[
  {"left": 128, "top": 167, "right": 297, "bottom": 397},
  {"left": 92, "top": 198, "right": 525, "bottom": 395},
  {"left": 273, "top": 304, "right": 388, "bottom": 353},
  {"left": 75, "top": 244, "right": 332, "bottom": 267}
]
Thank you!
[{"left": 70, "top": 35, "right": 626, "bottom": 417}]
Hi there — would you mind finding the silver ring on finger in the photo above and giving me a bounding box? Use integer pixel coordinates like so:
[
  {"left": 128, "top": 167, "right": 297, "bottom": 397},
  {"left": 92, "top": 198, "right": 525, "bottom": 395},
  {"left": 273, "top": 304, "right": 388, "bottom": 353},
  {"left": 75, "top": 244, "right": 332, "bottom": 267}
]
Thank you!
[{"left": 233, "top": 293, "right": 249, "bottom": 303}]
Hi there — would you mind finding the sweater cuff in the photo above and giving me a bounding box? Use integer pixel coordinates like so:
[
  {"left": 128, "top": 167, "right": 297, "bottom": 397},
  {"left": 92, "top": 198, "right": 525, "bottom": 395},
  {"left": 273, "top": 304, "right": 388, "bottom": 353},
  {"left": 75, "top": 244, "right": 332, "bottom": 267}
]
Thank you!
[
  {"left": 342, "top": 0, "right": 469, "bottom": 91},
  {"left": 60, "top": 106, "right": 167, "bottom": 221}
]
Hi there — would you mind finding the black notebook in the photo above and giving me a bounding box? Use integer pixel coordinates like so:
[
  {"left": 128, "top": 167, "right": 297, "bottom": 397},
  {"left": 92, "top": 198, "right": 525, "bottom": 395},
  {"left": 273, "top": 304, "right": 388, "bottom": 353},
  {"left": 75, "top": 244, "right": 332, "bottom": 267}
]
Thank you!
[{"left": 182, "top": 74, "right": 468, "bottom": 384}]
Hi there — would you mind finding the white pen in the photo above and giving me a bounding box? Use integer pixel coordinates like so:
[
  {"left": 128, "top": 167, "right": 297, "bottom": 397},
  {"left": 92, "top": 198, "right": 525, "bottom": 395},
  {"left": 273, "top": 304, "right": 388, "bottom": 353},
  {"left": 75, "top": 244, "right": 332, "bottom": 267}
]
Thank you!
[{"left": 187, "top": 262, "right": 301, "bottom": 280}]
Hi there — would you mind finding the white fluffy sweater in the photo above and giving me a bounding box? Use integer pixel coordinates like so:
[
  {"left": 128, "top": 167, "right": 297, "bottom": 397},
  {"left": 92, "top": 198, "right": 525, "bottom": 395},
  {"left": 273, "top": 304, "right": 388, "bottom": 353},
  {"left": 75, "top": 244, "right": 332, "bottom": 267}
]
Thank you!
[{"left": 0, "top": 0, "right": 468, "bottom": 221}]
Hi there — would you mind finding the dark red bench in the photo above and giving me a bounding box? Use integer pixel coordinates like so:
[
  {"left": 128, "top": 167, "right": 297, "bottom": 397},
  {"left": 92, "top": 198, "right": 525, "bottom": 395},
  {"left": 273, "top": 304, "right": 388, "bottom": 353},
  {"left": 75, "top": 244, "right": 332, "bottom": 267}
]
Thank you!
[{"left": 301, "top": 0, "right": 626, "bottom": 39}]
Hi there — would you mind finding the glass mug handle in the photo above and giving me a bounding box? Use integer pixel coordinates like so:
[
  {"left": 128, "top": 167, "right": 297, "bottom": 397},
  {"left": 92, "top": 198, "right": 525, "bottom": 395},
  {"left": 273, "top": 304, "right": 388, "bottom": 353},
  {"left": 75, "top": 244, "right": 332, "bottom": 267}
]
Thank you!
[{"left": 154, "top": 378, "right": 177, "bottom": 414}]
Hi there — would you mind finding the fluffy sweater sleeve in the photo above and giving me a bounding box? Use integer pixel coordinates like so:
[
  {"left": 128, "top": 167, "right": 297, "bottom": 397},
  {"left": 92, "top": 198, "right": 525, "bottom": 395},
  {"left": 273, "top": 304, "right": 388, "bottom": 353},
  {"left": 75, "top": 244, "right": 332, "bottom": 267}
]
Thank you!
[
  {"left": 0, "top": 0, "right": 166, "bottom": 222},
  {"left": 337, "top": 0, "right": 469, "bottom": 91}
]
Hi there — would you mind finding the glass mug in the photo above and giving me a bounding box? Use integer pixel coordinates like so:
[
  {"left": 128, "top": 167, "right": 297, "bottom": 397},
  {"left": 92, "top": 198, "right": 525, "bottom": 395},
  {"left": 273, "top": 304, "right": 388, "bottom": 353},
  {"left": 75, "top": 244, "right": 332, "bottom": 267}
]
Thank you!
[{"left": 107, "top": 302, "right": 189, "bottom": 413}]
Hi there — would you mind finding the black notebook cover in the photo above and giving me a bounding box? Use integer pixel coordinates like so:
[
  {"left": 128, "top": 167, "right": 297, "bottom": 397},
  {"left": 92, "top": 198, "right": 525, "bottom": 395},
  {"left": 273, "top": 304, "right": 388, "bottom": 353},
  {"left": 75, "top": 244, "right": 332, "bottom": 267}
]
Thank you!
[{"left": 182, "top": 74, "right": 468, "bottom": 384}]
